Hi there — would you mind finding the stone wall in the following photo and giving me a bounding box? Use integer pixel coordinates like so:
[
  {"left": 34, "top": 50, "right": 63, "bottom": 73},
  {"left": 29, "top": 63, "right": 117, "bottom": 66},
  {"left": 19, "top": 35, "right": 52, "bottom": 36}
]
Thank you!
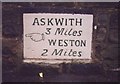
[{"left": 2, "top": 2, "right": 119, "bottom": 82}]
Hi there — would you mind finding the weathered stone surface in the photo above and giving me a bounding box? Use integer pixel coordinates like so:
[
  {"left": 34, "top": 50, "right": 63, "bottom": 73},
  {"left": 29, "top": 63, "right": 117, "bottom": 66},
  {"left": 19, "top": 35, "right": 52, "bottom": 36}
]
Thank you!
[
  {"left": 98, "top": 13, "right": 108, "bottom": 26},
  {"left": 101, "top": 44, "right": 118, "bottom": 69},
  {"left": 108, "top": 29, "right": 118, "bottom": 43},
  {"left": 2, "top": 2, "right": 119, "bottom": 82},
  {"left": 70, "top": 63, "right": 104, "bottom": 75},
  {"left": 96, "top": 27, "right": 107, "bottom": 42},
  {"left": 110, "top": 13, "right": 118, "bottom": 29}
]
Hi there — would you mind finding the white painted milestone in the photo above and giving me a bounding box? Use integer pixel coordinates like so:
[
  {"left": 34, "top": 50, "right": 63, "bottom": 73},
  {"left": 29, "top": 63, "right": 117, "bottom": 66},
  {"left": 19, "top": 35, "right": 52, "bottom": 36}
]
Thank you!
[{"left": 23, "top": 13, "right": 93, "bottom": 61}]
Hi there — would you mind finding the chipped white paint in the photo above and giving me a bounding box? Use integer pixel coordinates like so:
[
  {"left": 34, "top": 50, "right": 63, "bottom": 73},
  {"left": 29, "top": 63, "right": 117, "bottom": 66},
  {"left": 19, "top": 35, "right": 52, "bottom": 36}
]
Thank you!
[
  {"left": 39, "top": 72, "right": 44, "bottom": 78},
  {"left": 94, "top": 25, "right": 97, "bottom": 30}
]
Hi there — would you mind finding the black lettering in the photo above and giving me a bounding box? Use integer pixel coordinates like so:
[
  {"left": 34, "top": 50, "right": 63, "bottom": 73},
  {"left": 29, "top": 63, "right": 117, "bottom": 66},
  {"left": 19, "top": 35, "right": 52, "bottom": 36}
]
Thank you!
[
  {"left": 69, "top": 18, "right": 74, "bottom": 26},
  {"left": 75, "top": 40, "right": 80, "bottom": 47},
  {"left": 55, "top": 18, "right": 64, "bottom": 26},
  {"left": 76, "top": 18, "right": 82, "bottom": 26},
  {"left": 55, "top": 28, "right": 65, "bottom": 35},
  {"left": 64, "top": 29, "right": 68, "bottom": 35},
  {"left": 45, "top": 28, "right": 51, "bottom": 35},
  {"left": 78, "top": 51, "right": 82, "bottom": 57},
  {"left": 68, "top": 49, "right": 73, "bottom": 56},
  {"left": 69, "top": 40, "right": 74, "bottom": 46},
  {"left": 52, "top": 49, "right": 63, "bottom": 56},
  {"left": 65, "top": 19, "right": 67, "bottom": 26},
  {"left": 73, "top": 51, "right": 77, "bottom": 56},
  {"left": 58, "top": 40, "right": 63, "bottom": 46},
  {"left": 77, "top": 30, "right": 82, "bottom": 36},
  {"left": 48, "top": 18, "right": 53, "bottom": 25},
  {"left": 68, "top": 28, "right": 73, "bottom": 36},
  {"left": 32, "top": 18, "right": 39, "bottom": 25},
  {"left": 73, "top": 31, "right": 77, "bottom": 36},
  {"left": 40, "top": 18, "right": 45, "bottom": 25},
  {"left": 64, "top": 49, "right": 68, "bottom": 56},
  {"left": 81, "top": 40, "right": 86, "bottom": 47},
  {"left": 64, "top": 40, "right": 68, "bottom": 47},
  {"left": 41, "top": 49, "right": 48, "bottom": 56},
  {"left": 48, "top": 39, "right": 56, "bottom": 46}
]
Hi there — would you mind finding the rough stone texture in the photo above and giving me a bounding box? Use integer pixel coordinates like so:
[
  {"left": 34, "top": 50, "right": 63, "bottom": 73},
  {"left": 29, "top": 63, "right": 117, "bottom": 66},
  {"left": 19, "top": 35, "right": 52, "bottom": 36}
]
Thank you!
[{"left": 2, "top": 2, "right": 119, "bottom": 82}]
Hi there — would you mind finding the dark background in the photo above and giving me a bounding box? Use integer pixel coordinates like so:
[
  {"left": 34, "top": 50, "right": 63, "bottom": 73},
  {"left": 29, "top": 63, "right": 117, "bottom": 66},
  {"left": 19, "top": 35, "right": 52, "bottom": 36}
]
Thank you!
[{"left": 2, "top": 2, "right": 119, "bottom": 82}]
